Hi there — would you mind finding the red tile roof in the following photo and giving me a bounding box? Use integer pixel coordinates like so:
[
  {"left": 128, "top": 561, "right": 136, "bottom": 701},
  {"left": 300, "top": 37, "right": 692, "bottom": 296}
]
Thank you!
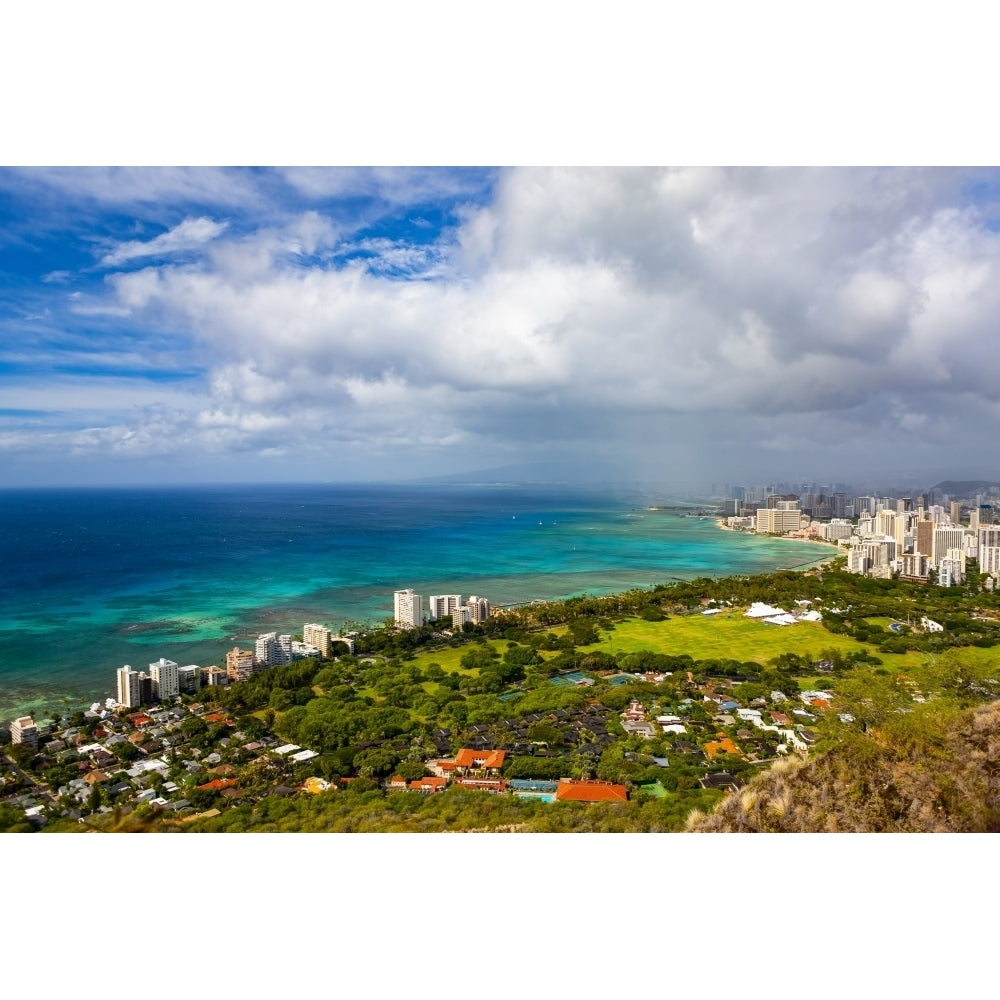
[
  {"left": 409, "top": 777, "right": 447, "bottom": 792},
  {"left": 554, "top": 779, "right": 627, "bottom": 803},
  {"left": 454, "top": 748, "right": 506, "bottom": 769},
  {"left": 197, "top": 777, "right": 238, "bottom": 791}
]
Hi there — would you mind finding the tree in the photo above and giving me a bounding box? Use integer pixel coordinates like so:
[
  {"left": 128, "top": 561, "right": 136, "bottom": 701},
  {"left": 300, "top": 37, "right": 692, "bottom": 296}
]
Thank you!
[
  {"left": 460, "top": 645, "right": 500, "bottom": 671},
  {"left": 181, "top": 716, "right": 208, "bottom": 739},
  {"left": 112, "top": 741, "right": 140, "bottom": 763},
  {"left": 0, "top": 803, "right": 33, "bottom": 833}
]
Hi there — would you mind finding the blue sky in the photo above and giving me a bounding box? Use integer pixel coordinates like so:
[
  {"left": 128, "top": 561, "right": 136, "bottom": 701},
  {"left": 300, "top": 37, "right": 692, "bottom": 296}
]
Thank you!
[{"left": 4, "top": 166, "right": 1000, "bottom": 488}]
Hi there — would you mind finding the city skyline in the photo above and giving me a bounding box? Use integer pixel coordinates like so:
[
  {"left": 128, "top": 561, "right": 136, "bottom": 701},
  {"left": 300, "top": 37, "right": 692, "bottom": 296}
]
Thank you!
[{"left": 4, "top": 167, "right": 1000, "bottom": 487}]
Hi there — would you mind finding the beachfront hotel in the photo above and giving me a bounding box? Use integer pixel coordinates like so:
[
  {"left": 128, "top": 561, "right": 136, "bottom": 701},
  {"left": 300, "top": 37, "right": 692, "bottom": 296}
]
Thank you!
[
  {"left": 427, "top": 595, "right": 461, "bottom": 621},
  {"left": 304, "top": 623, "right": 332, "bottom": 657},
  {"left": 394, "top": 589, "right": 423, "bottom": 628},
  {"left": 408, "top": 592, "right": 491, "bottom": 628}
]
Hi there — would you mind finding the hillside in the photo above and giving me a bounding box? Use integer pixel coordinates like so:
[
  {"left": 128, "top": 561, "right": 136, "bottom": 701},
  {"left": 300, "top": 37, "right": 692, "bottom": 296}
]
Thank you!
[
  {"left": 686, "top": 699, "right": 1000, "bottom": 832},
  {"left": 931, "top": 480, "right": 1000, "bottom": 496}
]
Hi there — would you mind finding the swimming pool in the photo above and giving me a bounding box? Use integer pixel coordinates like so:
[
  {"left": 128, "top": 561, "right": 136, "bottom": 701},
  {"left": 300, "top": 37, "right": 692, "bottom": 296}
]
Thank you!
[{"left": 514, "top": 792, "right": 556, "bottom": 803}]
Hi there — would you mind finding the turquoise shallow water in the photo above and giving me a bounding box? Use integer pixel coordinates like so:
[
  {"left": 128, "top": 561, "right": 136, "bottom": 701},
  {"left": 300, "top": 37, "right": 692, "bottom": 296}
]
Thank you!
[{"left": 0, "top": 483, "right": 830, "bottom": 722}]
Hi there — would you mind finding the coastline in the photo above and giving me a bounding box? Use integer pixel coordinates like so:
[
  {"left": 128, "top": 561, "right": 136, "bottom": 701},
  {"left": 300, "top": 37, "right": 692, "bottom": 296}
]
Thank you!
[
  {"left": 714, "top": 516, "right": 841, "bottom": 572},
  {"left": 0, "top": 488, "right": 834, "bottom": 724}
]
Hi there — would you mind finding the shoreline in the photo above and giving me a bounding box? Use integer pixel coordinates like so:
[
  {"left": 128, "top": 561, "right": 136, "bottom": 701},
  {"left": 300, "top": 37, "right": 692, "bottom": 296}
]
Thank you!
[
  {"left": 4, "top": 554, "right": 844, "bottom": 727},
  {"left": 714, "top": 516, "right": 841, "bottom": 572},
  {"left": 0, "top": 506, "right": 836, "bottom": 726}
]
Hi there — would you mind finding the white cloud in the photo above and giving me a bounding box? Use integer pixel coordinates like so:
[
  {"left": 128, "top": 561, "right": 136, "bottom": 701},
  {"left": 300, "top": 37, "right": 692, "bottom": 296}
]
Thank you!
[
  {"left": 101, "top": 216, "right": 230, "bottom": 267},
  {"left": 10, "top": 167, "right": 1000, "bottom": 483},
  {"left": 7, "top": 167, "right": 262, "bottom": 208},
  {"left": 278, "top": 166, "right": 493, "bottom": 206}
]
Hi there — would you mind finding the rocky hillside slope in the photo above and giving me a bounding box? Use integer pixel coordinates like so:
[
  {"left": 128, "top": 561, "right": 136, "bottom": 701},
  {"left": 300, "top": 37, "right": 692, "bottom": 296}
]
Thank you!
[{"left": 687, "top": 699, "right": 1000, "bottom": 832}]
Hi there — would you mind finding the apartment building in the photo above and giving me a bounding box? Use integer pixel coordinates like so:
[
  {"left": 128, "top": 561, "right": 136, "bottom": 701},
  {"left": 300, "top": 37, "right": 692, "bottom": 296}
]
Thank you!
[
  {"left": 394, "top": 589, "right": 423, "bottom": 628},
  {"left": 756, "top": 502, "right": 802, "bottom": 535},
  {"left": 177, "top": 664, "right": 202, "bottom": 694},
  {"left": 303, "top": 623, "right": 332, "bottom": 657},
  {"left": 117, "top": 665, "right": 143, "bottom": 709},
  {"left": 149, "top": 658, "right": 179, "bottom": 701},
  {"left": 226, "top": 646, "right": 256, "bottom": 682},
  {"left": 10, "top": 716, "right": 38, "bottom": 748}
]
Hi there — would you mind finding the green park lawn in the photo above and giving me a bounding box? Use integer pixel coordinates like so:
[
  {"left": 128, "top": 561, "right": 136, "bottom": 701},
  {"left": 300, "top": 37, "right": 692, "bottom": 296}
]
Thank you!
[
  {"left": 578, "top": 612, "right": 868, "bottom": 662},
  {"left": 576, "top": 610, "right": 1000, "bottom": 677},
  {"left": 390, "top": 612, "right": 1000, "bottom": 702},
  {"left": 407, "top": 641, "right": 505, "bottom": 675}
]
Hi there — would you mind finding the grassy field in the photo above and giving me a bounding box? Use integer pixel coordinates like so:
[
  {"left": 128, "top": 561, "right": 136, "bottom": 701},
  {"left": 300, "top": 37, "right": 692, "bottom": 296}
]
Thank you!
[
  {"left": 576, "top": 610, "right": 1000, "bottom": 676},
  {"left": 376, "top": 612, "right": 1000, "bottom": 694},
  {"left": 404, "top": 641, "right": 508, "bottom": 675},
  {"left": 578, "top": 612, "right": 870, "bottom": 662}
]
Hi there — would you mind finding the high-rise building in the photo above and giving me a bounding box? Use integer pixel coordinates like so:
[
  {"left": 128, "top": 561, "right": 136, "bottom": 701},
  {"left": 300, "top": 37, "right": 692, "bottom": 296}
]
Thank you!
[
  {"left": 276, "top": 634, "right": 293, "bottom": 664},
  {"left": 149, "top": 658, "right": 179, "bottom": 702},
  {"left": 875, "top": 509, "right": 897, "bottom": 539},
  {"left": 854, "top": 496, "right": 879, "bottom": 517},
  {"left": 117, "top": 665, "right": 142, "bottom": 708},
  {"left": 178, "top": 664, "right": 202, "bottom": 694},
  {"left": 466, "top": 596, "right": 490, "bottom": 623},
  {"left": 820, "top": 520, "right": 854, "bottom": 542},
  {"left": 303, "top": 623, "right": 332, "bottom": 657},
  {"left": 933, "top": 528, "right": 965, "bottom": 567},
  {"left": 202, "top": 665, "right": 229, "bottom": 687},
  {"left": 978, "top": 527, "right": 1000, "bottom": 577},
  {"left": 950, "top": 501, "right": 962, "bottom": 525},
  {"left": 915, "top": 520, "right": 935, "bottom": 558},
  {"left": 10, "top": 716, "right": 38, "bottom": 748},
  {"left": 756, "top": 503, "right": 801, "bottom": 534},
  {"left": 427, "top": 595, "right": 461, "bottom": 621},
  {"left": 861, "top": 537, "right": 897, "bottom": 567},
  {"left": 900, "top": 552, "right": 930, "bottom": 581},
  {"left": 227, "top": 646, "right": 256, "bottom": 681},
  {"left": 394, "top": 589, "right": 423, "bottom": 628},
  {"left": 255, "top": 632, "right": 278, "bottom": 666}
]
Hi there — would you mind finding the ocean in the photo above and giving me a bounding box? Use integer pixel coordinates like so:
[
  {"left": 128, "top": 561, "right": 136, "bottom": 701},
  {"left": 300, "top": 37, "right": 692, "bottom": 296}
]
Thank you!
[{"left": 0, "top": 482, "right": 830, "bottom": 722}]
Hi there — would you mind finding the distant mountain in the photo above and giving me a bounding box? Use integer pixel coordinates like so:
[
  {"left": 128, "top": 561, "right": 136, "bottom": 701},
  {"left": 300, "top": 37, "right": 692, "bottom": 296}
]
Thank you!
[{"left": 931, "top": 480, "right": 1000, "bottom": 496}]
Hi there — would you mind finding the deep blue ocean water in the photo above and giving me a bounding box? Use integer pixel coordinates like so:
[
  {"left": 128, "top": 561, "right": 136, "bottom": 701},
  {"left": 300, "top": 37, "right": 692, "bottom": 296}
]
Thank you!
[{"left": 0, "top": 483, "right": 829, "bottom": 722}]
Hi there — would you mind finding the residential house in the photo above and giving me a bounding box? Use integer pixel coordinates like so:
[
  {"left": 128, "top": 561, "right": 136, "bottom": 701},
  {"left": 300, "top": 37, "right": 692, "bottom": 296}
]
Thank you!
[{"left": 409, "top": 776, "right": 447, "bottom": 794}]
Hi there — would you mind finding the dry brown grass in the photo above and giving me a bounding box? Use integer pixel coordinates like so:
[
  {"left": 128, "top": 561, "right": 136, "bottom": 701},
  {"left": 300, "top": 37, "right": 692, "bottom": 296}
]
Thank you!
[{"left": 688, "top": 699, "right": 1000, "bottom": 833}]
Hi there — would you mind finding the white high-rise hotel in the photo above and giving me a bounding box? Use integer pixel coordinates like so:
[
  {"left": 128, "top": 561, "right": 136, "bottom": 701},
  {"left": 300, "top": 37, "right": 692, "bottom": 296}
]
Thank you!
[
  {"left": 117, "top": 665, "right": 142, "bottom": 708},
  {"left": 427, "top": 595, "right": 461, "bottom": 620},
  {"left": 394, "top": 589, "right": 424, "bottom": 628},
  {"left": 403, "top": 591, "right": 489, "bottom": 628},
  {"left": 149, "top": 658, "right": 179, "bottom": 701}
]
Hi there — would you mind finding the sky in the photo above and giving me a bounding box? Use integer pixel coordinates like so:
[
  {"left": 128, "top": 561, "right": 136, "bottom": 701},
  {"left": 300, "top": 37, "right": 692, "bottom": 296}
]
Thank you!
[{"left": 4, "top": 166, "right": 1000, "bottom": 488}]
